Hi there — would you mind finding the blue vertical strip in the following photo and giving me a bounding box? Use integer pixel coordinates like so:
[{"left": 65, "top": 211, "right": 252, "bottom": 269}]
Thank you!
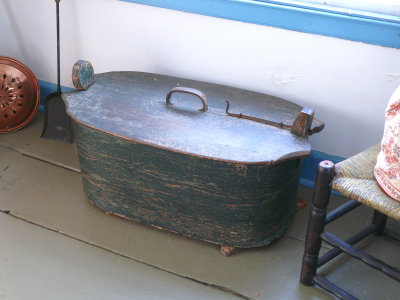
[{"left": 120, "top": 0, "right": 400, "bottom": 48}]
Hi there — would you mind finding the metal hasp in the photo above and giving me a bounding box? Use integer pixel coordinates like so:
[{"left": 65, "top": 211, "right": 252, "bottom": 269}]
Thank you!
[
  {"left": 225, "top": 100, "right": 289, "bottom": 130},
  {"left": 291, "top": 107, "right": 314, "bottom": 137},
  {"left": 63, "top": 62, "right": 325, "bottom": 252},
  {"left": 225, "top": 101, "right": 319, "bottom": 137}
]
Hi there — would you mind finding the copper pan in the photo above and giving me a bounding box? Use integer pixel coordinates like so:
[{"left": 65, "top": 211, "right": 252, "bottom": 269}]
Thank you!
[{"left": 0, "top": 56, "right": 40, "bottom": 133}]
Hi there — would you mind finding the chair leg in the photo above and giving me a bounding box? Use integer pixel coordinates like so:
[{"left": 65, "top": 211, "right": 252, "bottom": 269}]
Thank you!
[
  {"left": 372, "top": 210, "right": 387, "bottom": 236},
  {"left": 300, "top": 161, "right": 335, "bottom": 285}
]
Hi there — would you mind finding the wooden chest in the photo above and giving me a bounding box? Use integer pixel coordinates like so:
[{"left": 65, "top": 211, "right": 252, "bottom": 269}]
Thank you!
[{"left": 63, "top": 61, "right": 324, "bottom": 250}]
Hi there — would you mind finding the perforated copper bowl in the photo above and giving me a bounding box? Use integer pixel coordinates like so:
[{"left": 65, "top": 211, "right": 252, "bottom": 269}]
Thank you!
[{"left": 0, "top": 56, "right": 40, "bottom": 133}]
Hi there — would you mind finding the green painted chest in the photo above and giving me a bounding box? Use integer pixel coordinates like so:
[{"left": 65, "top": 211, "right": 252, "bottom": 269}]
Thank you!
[{"left": 63, "top": 61, "right": 324, "bottom": 249}]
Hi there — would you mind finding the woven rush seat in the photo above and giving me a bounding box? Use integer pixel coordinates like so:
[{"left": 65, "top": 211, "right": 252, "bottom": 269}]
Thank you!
[
  {"left": 300, "top": 144, "right": 400, "bottom": 300},
  {"left": 333, "top": 144, "right": 400, "bottom": 222}
]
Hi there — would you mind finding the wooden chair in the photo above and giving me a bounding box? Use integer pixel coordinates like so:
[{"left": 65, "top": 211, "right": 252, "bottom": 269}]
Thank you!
[{"left": 300, "top": 144, "right": 400, "bottom": 299}]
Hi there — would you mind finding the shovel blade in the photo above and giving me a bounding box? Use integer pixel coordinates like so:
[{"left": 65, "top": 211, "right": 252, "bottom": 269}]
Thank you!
[{"left": 41, "top": 92, "right": 73, "bottom": 143}]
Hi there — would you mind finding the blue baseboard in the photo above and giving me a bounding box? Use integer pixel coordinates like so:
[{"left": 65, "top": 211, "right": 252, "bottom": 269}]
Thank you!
[
  {"left": 300, "top": 150, "right": 344, "bottom": 191},
  {"left": 38, "top": 80, "right": 345, "bottom": 189}
]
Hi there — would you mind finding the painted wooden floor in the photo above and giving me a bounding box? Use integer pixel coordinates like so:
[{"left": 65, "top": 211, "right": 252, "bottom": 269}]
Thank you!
[{"left": 1, "top": 113, "right": 400, "bottom": 299}]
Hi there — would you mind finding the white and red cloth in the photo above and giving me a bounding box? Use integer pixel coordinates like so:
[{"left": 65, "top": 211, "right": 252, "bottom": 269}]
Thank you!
[{"left": 375, "top": 85, "right": 400, "bottom": 201}]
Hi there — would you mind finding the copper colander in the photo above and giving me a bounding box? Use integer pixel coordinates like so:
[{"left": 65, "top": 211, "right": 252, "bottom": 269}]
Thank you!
[{"left": 0, "top": 56, "right": 40, "bottom": 133}]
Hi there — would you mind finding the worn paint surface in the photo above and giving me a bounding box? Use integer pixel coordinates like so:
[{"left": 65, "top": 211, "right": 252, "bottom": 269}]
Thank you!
[
  {"left": 63, "top": 71, "right": 323, "bottom": 164},
  {"left": 75, "top": 123, "right": 302, "bottom": 247},
  {"left": 63, "top": 70, "right": 322, "bottom": 247},
  {"left": 72, "top": 60, "right": 94, "bottom": 91}
]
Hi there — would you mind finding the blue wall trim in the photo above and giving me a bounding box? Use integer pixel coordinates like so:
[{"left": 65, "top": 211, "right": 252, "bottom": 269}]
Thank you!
[{"left": 120, "top": 0, "right": 400, "bottom": 48}]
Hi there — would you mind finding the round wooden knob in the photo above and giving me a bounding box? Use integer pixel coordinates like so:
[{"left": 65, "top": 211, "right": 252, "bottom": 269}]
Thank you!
[{"left": 72, "top": 60, "right": 94, "bottom": 90}]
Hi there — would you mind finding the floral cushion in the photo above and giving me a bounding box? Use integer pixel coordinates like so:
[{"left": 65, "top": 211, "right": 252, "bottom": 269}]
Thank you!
[{"left": 375, "top": 85, "right": 400, "bottom": 201}]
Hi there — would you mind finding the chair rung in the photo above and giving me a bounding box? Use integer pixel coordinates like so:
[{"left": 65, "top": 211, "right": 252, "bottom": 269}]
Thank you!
[
  {"left": 321, "top": 232, "right": 400, "bottom": 282},
  {"left": 325, "top": 200, "right": 361, "bottom": 225},
  {"left": 313, "top": 275, "right": 357, "bottom": 300},
  {"left": 384, "top": 228, "right": 400, "bottom": 243},
  {"left": 318, "top": 225, "right": 375, "bottom": 267}
]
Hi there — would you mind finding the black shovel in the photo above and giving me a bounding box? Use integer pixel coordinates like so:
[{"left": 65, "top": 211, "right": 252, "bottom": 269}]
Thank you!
[{"left": 41, "top": 0, "right": 73, "bottom": 143}]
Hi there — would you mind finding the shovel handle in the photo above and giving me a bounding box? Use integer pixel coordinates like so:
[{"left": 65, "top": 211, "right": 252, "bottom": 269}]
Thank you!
[{"left": 56, "top": 0, "right": 61, "bottom": 91}]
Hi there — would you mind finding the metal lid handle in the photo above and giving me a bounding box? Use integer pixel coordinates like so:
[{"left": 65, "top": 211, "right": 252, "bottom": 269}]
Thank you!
[{"left": 166, "top": 87, "right": 208, "bottom": 112}]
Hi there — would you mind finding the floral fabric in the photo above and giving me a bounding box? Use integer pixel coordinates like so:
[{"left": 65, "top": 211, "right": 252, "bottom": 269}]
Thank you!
[{"left": 375, "top": 85, "right": 400, "bottom": 201}]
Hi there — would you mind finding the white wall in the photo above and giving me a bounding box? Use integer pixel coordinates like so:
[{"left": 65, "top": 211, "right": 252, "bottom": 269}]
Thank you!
[{"left": 1, "top": 0, "right": 399, "bottom": 158}]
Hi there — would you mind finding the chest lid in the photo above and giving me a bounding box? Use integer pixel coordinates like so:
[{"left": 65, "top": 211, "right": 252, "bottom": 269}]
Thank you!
[{"left": 63, "top": 61, "right": 324, "bottom": 164}]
